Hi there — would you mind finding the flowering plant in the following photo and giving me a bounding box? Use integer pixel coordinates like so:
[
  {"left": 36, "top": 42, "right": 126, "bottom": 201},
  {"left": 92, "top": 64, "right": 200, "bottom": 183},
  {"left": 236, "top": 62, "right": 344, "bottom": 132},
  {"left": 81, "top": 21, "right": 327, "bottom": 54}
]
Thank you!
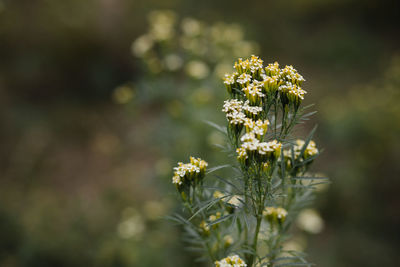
[{"left": 169, "top": 55, "right": 328, "bottom": 267}]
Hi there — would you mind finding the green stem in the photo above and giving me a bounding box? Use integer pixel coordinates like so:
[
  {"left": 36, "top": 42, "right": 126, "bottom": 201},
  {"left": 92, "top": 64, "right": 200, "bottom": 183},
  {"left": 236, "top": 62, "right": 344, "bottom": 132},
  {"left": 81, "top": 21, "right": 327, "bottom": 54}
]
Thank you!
[
  {"left": 205, "top": 242, "right": 215, "bottom": 262},
  {"left": 283, "top": 109, "right": 298, "bottom": 137},
  {"left": 244, "top": 176, "right": 250, "bottom": 262},
  {"left": 274, "top": 103, "right": 278, "bottom": 138},
  {"left": 249, "top": 212, "right": 262, "bottom": 266},
  {"left": 280, "top": 107, "right": 287, "bottom": 139}
]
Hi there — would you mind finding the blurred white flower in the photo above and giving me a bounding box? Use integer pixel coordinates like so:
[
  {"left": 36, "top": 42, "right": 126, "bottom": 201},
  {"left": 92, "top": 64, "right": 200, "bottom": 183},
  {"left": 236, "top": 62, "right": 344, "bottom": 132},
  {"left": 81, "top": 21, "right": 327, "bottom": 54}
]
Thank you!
[
  {"left": 185, "top": 60, "right": 210, "bottom": 79},
  {"left": 233, "top": 41, "right": 260, "bottom": 58},
  {"left": 181, "top": 17, "right": 202, "bottom": 36},
  {"left": 296, "top": 209, "right": 325, "bottom": 234},
  {"left": 214, "top": 63, "right": 233, "bottom": 78},
  {"left": 223, "top": 24, "right": 244, "bottom": 42},
  {"left": 155, "top": 158, "right": 172, "bottom": 176},
  {"left": 143, "top": 200, "right": 167, "bottom": 220},
  {"left": 131, "top": 34, "right": 153, "bottom": 57},
  {"left": 282, "top": 238, "right": 307, "bottom": 253},
  {"left": 164, "top": 54, "right": 183, "bottom": 71},
  {"left": 148, "top": 10, "right": 176, "bottom": 41},
  {"left": 117, "top": 208, "right": 145, "bottom": 239},
  {"left": 112, "top": 84, "right": 134, "bottom": 104},
  {"left": 180, "top": 37, "right": 207, "bottom": 56},
  {"left": 190, "top": 87, "right": 212, "bottom": 105}
]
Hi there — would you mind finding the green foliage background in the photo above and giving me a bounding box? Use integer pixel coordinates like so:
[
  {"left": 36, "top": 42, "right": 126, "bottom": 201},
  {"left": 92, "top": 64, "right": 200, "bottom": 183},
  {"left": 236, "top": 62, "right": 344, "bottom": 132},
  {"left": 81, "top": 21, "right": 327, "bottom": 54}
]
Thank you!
[{"left": 0, "top": 0, "right": 399, "bottom": 266}]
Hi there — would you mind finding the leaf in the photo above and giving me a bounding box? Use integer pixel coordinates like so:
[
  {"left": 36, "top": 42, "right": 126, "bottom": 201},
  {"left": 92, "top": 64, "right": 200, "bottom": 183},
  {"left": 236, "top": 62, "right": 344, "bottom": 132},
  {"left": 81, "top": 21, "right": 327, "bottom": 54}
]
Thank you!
[
  {"left": 298, "top": 125, "right": 317, "bottom": 160},
  {"left": 207, "top": 213, "right": 233, "bottom": 226},
  {"left": 240, "top": 210, "right": 250, "bottom": 232},
  {"left": 309, "top": 181, "right": 331, "bottom": 186},
  {"left": 291, "top": 176, "right": 329, "bottom": 180},
  {"left": 184, "top": 224, "right": 201, "bottom": 239},
  {"left": 213, "top": 174, "right": 242, "bottom": 192},
  {"left": 272, "top": 179, "right": 282, "bottom": 191},
  {"left": 287, "top": 184, "right": 313, "bottom": 189},
  {"left": 294, "top": 153, "right": 320, "bottom": 167},
  {"left": 229, "top": 213, "right": 239, "bottom": 230},
  {"left": 300, "top": 111, "right": 317, "bottom": 120},
  {"left": 213, "top": 143, "right": 229, "bottom": 151},
  {"left": 270, "top": 256, "right": 305, "bottom": 263},
  {"left": 188, "top": 196, "right": 229, "bottom": 221},
  {"left": 164, "top": 215, "right": 183, "bottom": 225},
  {"left": 203, "top": 120, "right": 227, "bottom": 134},
  {"left": 300, "top": 103, "right": 315, "bottom": 111},
  {"left": 194, "top": 255, "right": 209, "bottom": 262},
  {"left": 185, "top": 246, "right": 204, "bottom": 252},
  {"left": 164, "top": 214, "right": 191, "bottom": 226},
  {"left": 206, "top": 164, "right": 231, "bottom": 175},
  {"left": 274, "top": 263, "right": 313, "bottom": 267},
  {"left": 280, "top": 149, "right": 286, "bottom": 180}
]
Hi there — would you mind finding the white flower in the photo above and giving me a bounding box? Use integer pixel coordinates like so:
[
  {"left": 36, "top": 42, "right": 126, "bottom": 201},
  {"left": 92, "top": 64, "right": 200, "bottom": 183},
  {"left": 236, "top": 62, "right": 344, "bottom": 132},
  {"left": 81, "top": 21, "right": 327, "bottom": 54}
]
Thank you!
[
  {"left": 131, "top": 35, "right": 153, "bottom": 57},
  {"left": 186, "top": 60, "right": 210, "bottom": 79},
  {"left": 226, "top": 111, "right": 246, "bottom": 125},
  {"left": 296, "top": 209, "right": 324, "bottom": 234},
  {"left": 215, "top": 255, "right": 247, "bottom": 267},
  {"left": 222, "top": 99, "right": 243, "bottom": 113},
  {"left": 181, "top": 17, "right": 202, "bottom": 36},
  {"left": 236, "top": 73, "right": 252, "bottom": 86},
  {"left": 164, "top": 54, "right": 183, "bottom": 71},
  {"left": 172, "top": 175, "right": 183, "bottom": 185}
]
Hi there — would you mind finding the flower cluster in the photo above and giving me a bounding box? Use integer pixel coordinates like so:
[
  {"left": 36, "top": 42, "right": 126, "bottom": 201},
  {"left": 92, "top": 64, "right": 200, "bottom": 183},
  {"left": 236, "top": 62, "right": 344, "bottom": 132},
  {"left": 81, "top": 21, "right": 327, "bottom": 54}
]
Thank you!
[
  {"left": 223, "top": 56, "right": 314, "bottom": 168},
  {"left": 222, "top": 99, "right": 247, "bottom": 133},
  {"left": 231, "top": 117, "right": 281, "bottom": 165},
  {"left": 281, "top": 139, "right": 319, "bottom": 169},
  {"left": 263, "top": 207, "right": 288, "bottom": 225},
  {"left": 238, "top": 137, "right": 282, "bottom": 166},
  {"left": 172, "top": 156, "right": 208, "bottom": 188},
  {"left": 295, "top": 140, "right": 318, "bottom": 159},
  {"left": 223, "top": 55, "right": 307, "bottom": 109},
  {"left": 215, "top": 255, "right": 247, "bottom": 267}
]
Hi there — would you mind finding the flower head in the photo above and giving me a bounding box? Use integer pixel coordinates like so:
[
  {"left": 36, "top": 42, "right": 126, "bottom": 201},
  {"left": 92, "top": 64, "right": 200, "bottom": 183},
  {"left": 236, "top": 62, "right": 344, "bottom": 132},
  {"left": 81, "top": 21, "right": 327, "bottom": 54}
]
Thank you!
[
  {"left": 172, "top": 157, "right": 208, "bottom": 189},
  {"left": 263, "top": 206, "right": 288, "bottom": 225},
  {"left": 242, "top": 101, "right": 262, "bottom": 119},
  {"left": 242, "top": 84, "right": 264, "bottom": 106},
  {"left": 215, "top": 255, "right": 247, "bottom": 267},
  {"left": 294, "top": 139, "right": 319, "bottom": 159}
]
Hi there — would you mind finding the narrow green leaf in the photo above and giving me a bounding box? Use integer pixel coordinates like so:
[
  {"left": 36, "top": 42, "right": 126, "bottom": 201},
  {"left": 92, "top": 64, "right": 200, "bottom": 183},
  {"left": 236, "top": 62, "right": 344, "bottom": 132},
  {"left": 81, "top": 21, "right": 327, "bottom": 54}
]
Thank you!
[
  {"left": 207, "top": 214, "right": 233, "bottom": 226},
  {"left": 270, "top": 256, "right": 304, "bottom": 263},
  {"left": 292, "top": 177, "right": 329, "bottom": 180},
  {"left": 298, "top": 125, "right": 318, "bottom": 162},
  {"left": 206, "top": 164, "right": 231, "bottom": 174},
  {"left": 188, "top": 196, "right": 229, "bottom": 221},
  {"left": 214, "top": 175, "right": 242, "bottom": 192},
  {"left": 274, "top": 263, "right": 313, "bottom": 267},
  {"left": 203, "top": 120, "right": 227, "bottom": 134}
]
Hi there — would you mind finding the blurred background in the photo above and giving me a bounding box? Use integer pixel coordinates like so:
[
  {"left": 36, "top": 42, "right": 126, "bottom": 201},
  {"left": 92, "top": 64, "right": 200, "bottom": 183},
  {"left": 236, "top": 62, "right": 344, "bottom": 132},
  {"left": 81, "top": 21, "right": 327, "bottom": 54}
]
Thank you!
[{"left": 1, "top": 0, "right": 399, "bottom": 266}]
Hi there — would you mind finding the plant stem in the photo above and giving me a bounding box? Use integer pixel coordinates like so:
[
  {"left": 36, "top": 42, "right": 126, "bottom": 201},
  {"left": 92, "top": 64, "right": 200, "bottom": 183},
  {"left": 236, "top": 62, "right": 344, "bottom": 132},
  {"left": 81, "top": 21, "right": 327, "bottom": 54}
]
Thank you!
[
  {"left": 244, "top": 176, "right": 250, "bottom": 262},
  {"left": 274, "top": 103, "right": 278, "bottom": 138},
  {"left": 248, "top": 212, "right": 262, "bottom": 266}
]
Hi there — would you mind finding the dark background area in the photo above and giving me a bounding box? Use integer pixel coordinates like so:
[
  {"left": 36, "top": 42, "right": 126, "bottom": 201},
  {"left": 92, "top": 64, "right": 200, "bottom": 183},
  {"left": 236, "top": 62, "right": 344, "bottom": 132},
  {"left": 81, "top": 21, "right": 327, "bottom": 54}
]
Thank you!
[{"left": 0, "top": 0, "right": 399, "bottom": 266}]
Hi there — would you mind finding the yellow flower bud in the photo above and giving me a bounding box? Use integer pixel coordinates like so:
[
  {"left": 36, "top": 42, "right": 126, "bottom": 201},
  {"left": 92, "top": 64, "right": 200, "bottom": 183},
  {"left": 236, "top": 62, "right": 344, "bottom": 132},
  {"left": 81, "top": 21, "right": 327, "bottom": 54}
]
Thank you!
[
  {"left": 276, "top": 207, "right": 288, "bottom": 225},
  {"left": 263, "top": 207, "right": 276, "bottom": 222}
]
